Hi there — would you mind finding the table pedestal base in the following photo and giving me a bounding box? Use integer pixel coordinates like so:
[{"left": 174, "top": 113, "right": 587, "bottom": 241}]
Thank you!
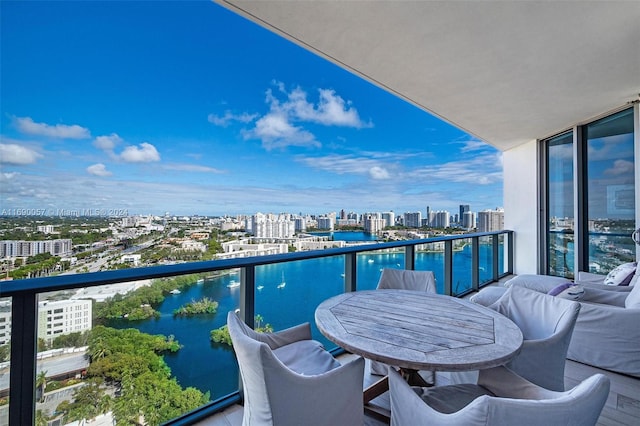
[{"left": 363, "top": 368, "right": 434, "bottom": 422}]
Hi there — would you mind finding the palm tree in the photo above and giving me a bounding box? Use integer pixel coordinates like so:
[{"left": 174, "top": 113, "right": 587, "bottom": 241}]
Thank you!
[{"left": 35, "top": 371, "right": 47, "bottom": 403}]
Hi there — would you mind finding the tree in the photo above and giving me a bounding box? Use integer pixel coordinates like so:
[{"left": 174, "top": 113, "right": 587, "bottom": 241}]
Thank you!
[{"left": 36, "top": 371, "right": 47, "bottom": 403}]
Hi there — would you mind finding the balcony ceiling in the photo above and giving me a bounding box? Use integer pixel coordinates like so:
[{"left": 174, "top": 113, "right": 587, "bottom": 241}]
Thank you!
[{"left": 214, "top": 0, "right": 640, "bottom": 151}]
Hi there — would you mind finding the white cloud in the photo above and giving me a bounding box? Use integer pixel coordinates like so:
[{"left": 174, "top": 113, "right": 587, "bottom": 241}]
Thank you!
[
  {"left": 208, "top": 111, "right": 258, "bottom": 127},
  {"left": 298, "top": 154, "right": 393, "bottom": 179},
  {"left": 460, "top": 139, "right": 490, "bottom": 152},
  {"left": 120, "top": 142, "right": 161, "bottom": 163},
  {"left": 0, "top": 143, "right": 43, "bottom": 165},
  {"left": 242, "top": 82, "right": 372, "bottom": 150},
  {"left": 410, "top": 153, "right": 503, "bottom": 185},
  {"left": 14, "top": 116, "right": 90, "bottom": 139},
  {"left": 94, "top": 133, "right": 123, "bottom": 151},
  {"left": 245, "top": 112, "right": 320, "bottom": 150},
  {"left": 369, "top": 166, "right": 390, "bottom": 180},
  {"left": 87, "top": 163, "right": 112, "bottom": 177},
  {"left": 164, "top": 163, "right": 224, "bottom": 173},
  {"left": 605, "top": 159, "right": 634, "bottom": 176}
]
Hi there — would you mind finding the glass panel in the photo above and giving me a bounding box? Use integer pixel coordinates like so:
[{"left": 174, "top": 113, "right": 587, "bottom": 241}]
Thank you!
[
  {"left": 256, "top": 257, "right": 345, "bottom": 348},
  {"left": 33, "top": 275, "right": 237, "bottom": 425},
  {"left": 547, "top": 131, "right": 575, "bottom": 277},
  {"left": 0, "top": 297, "right": 10, "bottom": 425},
  {"left": 452, "top": 238, "right": 473, "bottom": 296},
  {"left": 415, "top": 242, "right": 445, "bottom": 294},
  {"left": 479, "top": 236, "right": 493, "bottom": 284},
  {"left": 356, "top": 248, "right": 405, "bottom": 291},
  {"left": 586, "top": 108, "right": 636, "bottom": 274}
]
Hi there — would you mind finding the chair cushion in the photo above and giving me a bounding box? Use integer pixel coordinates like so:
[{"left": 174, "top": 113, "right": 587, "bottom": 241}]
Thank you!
[
  {"left": 625, "top": 281, "right": 640, "bottom": 309},
  {"left": 603, "top": 262, "right": 637, "bottom": 286},
  {"left": 413, "top": 383, "right": 494, "bottom": 414},
  {"left": 272, "top": 339, "right": 341, "bottom": 375},
  {"left": 548, "top": 283, "right": 585, "bottom": 300}
]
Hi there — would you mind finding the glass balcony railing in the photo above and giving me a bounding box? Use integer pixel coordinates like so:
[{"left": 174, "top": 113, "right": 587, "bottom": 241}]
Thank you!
[{"left": 0, "top": 230, "right": 513, "bottom": 426}]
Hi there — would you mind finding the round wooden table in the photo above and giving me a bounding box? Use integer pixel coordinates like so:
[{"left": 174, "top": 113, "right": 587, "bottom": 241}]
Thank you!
[{"left": 315, "top": 289, "right": 523, "bottom": 414}]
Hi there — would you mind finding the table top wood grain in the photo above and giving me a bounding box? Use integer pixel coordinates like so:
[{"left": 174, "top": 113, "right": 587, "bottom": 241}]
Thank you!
[{"left": 315, "top": 290, "right": 523, "bottom": 372}]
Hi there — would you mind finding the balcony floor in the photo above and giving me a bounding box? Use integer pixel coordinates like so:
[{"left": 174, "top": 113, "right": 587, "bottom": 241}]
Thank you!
[{"left": 195, "top": 354, "right": 640, "bottom": 426}]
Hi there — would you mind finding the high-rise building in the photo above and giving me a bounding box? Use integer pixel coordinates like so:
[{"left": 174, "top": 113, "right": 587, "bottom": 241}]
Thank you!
[
  {"left": 363, "top": 215, "right": 385, "bottom": 234},
  {"left": 462, "top": 211, "right": 476, "bottom": 230},
  {"left": 251, "top": 213, "right": 296, "bottom": 238},
  {"left": 381, "top": 211, "right": 395, "bottom": 228},
  {"left": 317, "top": 216, "right": 335, "bottom": 230},
  {"left": 0, "top": 239, "right": 72, "bottom": 259},
  {"left": 477, "top": 208, "right": 505, "bottom": 232},
  {"left": 459, "top": 204, "right": 470, "bottom": 224},
  {"left": 433, "top": 211, "right": 451, "bottom": 228},
  {"left": 403, "top": 211, "right": 422, "bottom": 228}
]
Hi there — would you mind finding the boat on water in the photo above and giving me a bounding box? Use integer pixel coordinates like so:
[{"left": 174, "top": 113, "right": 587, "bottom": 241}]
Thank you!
[
  {"left": 196, "top": 278, "right": 204, "bottom": 284},
  {"left": 277, "top": 272, "right": 286, "bottom": 289},
  {"left": 368, "top": 259, "right": 374, "bottom": 263},
  {"left": 257, "top": 285, "right": 264, "bottom": 291},
  {"left": 227, "top": 280, "right": 240, "bottom": 288},
  {"left": 170, "top": 289, "right": 181, "bottom": 294}
]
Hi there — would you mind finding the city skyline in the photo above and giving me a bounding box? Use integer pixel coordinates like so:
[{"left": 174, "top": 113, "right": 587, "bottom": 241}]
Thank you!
[{"left": 0, "top": 1, "right": 503, "bottom": 217}]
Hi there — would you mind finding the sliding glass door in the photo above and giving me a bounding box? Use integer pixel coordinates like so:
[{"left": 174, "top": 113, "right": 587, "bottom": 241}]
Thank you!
[
  {"left": 544, "top": 107, "right": 636, "bottom": 277},
  {"left": 584, "top": 108, "right": 636, "bottom": 273}
]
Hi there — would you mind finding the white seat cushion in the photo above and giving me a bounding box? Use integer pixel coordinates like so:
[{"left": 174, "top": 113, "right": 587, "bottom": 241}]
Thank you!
[{"left": 272, "top": 339, "right": 341, "bottom": 375}]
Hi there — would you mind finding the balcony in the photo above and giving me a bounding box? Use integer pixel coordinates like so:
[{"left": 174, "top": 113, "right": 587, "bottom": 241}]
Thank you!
[{"left": 2, "top": 231, "right": 515, "bottom": 425}]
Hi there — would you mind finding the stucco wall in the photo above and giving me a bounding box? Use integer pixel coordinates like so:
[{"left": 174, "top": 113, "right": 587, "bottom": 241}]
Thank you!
[{"left": 503, "top": 140, "right": 539, "bottom": 274}]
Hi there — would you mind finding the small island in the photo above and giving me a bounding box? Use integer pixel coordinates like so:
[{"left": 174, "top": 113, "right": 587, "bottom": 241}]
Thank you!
[{"left": 174, "top": 297, "right": 219, "bottom": 316}]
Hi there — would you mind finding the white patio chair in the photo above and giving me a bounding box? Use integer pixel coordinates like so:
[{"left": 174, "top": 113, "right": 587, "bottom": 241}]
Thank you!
[
  {"left": 227, "top": 311, "right": 364, "bottom": 426},
  {"left": 486, "top": 285, "right": 581, "bottom": 391},
  {"left": 370, "top": 268, "right": 437, "bottom": 377},
  {"left": 389, "top": 365, "right": 609, "bottom": 426}
]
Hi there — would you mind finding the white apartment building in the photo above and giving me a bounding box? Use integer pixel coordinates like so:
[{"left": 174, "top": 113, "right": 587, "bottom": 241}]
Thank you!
[
  {"left": 37, "top": 299, "right": 92, "bottom": 343},
  {"left": 363, "top": 215, "right": 385, "bottom": 234},
  {"left": 316, "top": 216, "right": 335, "bottom": 230},
  {"left": 433, "top": 211, "right": 451, "bottom": 228},
  {"left": 382, "top": 211, "right": 395, "bottom": 228},
  {"left": 36, "top": 225, "right": 55, "bottom": 234},
  {"left": 0, "top": 239, "right": 72, "bottom": 259},
  {"left": 0, "top": 300, "right": 10, "bottom": 345},
  {"left": 403, "top": 212, "right": 422, "bottom": 228},
  {"left": 462, "top": 211, "right": 477, "bottom": 230},
  {"left": 477, "top": 208, "right": 505, "bottom": 232},
  {"left": 252, "top": 213, "right": 296, "bottom": 238}
]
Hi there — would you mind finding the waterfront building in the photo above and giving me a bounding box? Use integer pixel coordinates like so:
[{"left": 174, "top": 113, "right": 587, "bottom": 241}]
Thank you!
[
  {"left": 0, "top": 239, "right": 72, "bottom": 259},
  {"left": 459, "top": 205, "right": 470, "bottom": 224},
  {"left": 403, "top": 211, "right": 422, "bottom": 228},
  {"left": 252, "top": 213, "right": 296, "bottom": 238},
  {"left": 477, "top": 208, "right": 505, "bottom": 232},
  {"left": 317, "top": 216, "right": 335, "bottom": 230},
  {"left": 433, "top": 211, "right": 451, "bottom": 228},
  {"left": 382, "top": 211, "right": 395, "bottom": 228},
  {"left": 462, "top": 211, "right": 477, "bottom": 230},
  {"left": 363, "top": 215, "right": 385, "bottom": 234}
]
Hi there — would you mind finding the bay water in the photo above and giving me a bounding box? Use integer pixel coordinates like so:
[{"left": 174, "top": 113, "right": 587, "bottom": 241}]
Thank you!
[{"left": 108, "top": 232, "right": 501, "bottom": 400}]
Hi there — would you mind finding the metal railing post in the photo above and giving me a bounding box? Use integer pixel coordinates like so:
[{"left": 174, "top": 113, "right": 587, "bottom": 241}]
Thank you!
[
  {"left": 472, "top": 237, "right": 480, "bottom": 291},
  {"left": 9, "top": 293, "right": 37, "bottom": 426},
  {"left": 444, "top": 240, "right": 453, "bottom": 296},
  {"left": 404, "top": 245, "right": 416, "bottom": 270},
  {"left": 240, "top": 266, "right": 256, "bottom": 327},
  {"left": 344, "top": 253, "right": 357, "bottom": 292}
]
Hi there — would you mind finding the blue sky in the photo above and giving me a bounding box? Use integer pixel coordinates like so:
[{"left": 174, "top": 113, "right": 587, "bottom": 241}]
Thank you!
[{"left": 0, "top": 1, "right": 503, "bottom": 217}]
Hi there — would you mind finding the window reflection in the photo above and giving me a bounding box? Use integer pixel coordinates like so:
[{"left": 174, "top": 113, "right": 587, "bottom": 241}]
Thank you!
[{"left": 586, "top": 109, "right": 635, "bottom": 273}]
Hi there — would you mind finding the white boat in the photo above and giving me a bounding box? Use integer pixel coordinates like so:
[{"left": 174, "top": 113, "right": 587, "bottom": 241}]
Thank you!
[
  {"left": 227, "top": 280, "right": 240, "bottom": 288},
  {"left": 257, "top": 285, "right": 264, "bottom": 291},
  {"left": 277, "top": 272, "right": 286, "bottom": 289},
  {"left": 196, "top": 278, "right": 204, "bottom": 284},
  {"left": 170, "top": 289, "right": 181, "bottom": 294},
  {"left": 368, "top": 259, "right": 374, "bottom": 264}
]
